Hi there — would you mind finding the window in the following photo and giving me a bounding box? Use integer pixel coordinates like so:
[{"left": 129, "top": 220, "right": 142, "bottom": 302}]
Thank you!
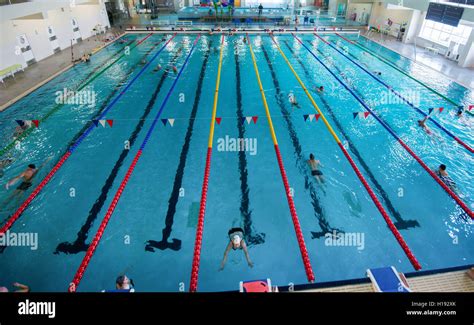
[{"left": 419, "top": 19, "right": 472, "bottom": 45}]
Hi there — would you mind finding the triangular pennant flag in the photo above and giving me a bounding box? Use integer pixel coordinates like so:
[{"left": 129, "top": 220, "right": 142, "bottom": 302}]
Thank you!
[
  {"left": 428, "top": 108, "right": 434, "bottom": 114},
  {"left": 468, "top": 105, "right": 473, "bottom": 111},
  {"left": 168, "top": 119, "right": 175, "bottom": 127},
  {"left": 364, "top": 112, "right": 370, "bottom": 119},
  {"left": 32, "top": 120, "right": 39, "bottom": 128},
  {"left": 93, "top": 120, "right": 99, "bottom": 127},
  {"left": 353, "top": 112, "right": 358, "bottom": 119},
  {"left": 161, "top": 119, "right": 168, "bottom": 126},
  {"left": 99, "top": 120, "right": 106, "bottom": 127},
  {"left": 241, "top": 117, "right": 246, "bottom": 124},
  {"left": 309, "top": 114, "right": 315, "bottom": 122},
  {"left": 215, "top": 117, "right": 222, "bottom": 125},
  {"left": 15, "top": 120, "right": 24, "bottom": 126},
  {"left": 315, "top": 114, "right": 321, "bottom": 121},
  {"left": 252, "top": 116, "right": 258, "bottom": 124},
  {"left": 438, "top": 107, "right": 444, "bottom": 113},
  {"left": 304, "top": 114, "right": 309, "bottom": 121},
  {"left": 246, "top": 116, "right": 252, "bottom": 124},
  {"left": 106, "top": 119, "right": 113, "bottom": 127}
]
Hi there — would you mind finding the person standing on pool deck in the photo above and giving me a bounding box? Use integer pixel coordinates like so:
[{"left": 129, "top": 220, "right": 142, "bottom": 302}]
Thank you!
[
  {"left": 258, "top": 4, "right": 263, "bottom": 17},
  {"left": 219, "top": 227, "right": 253, "bottom": 270},
  {"left": 308, "top": 153, "right": 324, "bottom": 184},
  {"left": 2, "top": 157, "right": 51, "bottom": 210}
]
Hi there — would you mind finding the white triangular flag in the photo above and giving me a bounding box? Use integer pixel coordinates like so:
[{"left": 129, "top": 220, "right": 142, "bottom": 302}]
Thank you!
[
  {"left": 168, "top": 119, "right": 175, "bottom": 127},
  {"left": 246, "top": 116, "right": 252, "bottom": 124},
  {"left": 309, "top": 114, "right": 315, "bottom": 122},
  {"left": 99, "top": 120, "right": 106, "bottom": 127}
]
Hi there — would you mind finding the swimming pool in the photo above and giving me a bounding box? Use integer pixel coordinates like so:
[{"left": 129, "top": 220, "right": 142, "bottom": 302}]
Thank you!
[{"left": 0, "top": 32, "right": 472, "bottom": 292}]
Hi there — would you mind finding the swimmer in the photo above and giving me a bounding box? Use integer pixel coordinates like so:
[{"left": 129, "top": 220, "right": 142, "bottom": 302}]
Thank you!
[
  {"left": 456, "top": 107, "right": 464, "bottom": 118},
  {"left": 243, "top": 37, "right": 247, "bottom": 43},
  {"left": 316, "top": 86, "right": 324, "bottom": 93},
  {"left": 116, "top": 275, "right": 135, "bottom": 291},
  {"left": 307, "top": 153, "right": 324, "bottom": 184},
  {"left": 2, "top": 157, "right": 51, "bottom": 210},
  {"left": 153, "top": 64, "right": 162, "bottom": 72},
  {"left": 80, "top": 53, "right": 91, "bottom": 63},
  {"left": 436, "top": 164, "right": 458, "bottom": 193},
  {"left": 288, "top": 91, "right": 300, "bottom": 108},
  {"left": 417, "top": 116, "right": 432, "bottom": 135},
  {"left": 172, "top": 66, "right": 178, "bottom": 74},
  {"left": 140, "top": 59, "right": 147, "bottom": 65},
  {"left": 373, "top": 71, "right": 382, "bottom": 76},
  {"left": 0, "top": 158, "right": 14, "bottom": 178},
  {"left": 13, "top": 120, "right": 29, "bottom": 138},
  {"left": 219, "top": 227, "right": 253, "bottom": 270}
]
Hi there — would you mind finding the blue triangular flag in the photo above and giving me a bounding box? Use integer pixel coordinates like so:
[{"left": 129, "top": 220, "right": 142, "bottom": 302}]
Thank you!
[
  {"left": 241, "top": 117, "right": 246, "bottom": 124},
  {"left": 93, "top": 120, "right": 99, "bottom": 127},
  {"left": 353, "top": 112, "right": 358, "bottom": 119},
  {"left": 428, "top": 108, "right": 433, "bottom": 114},
  {"left": 15, "top": 120, "right": 24, "bottom": 126},
  {"left": 161, "top": 119, "right": 168, "bottom": 126},
  {"left": 303, "top": 114, "right": 309, "bottom": 121}
]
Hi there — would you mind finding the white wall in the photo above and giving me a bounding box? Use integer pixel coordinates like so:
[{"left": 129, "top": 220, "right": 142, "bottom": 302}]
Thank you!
[
  {"left": 346, "top": 3, "right": 372, "bottom": 24},
  {"left": 0, "top": 2, "right": 110, "bottom": 71}
]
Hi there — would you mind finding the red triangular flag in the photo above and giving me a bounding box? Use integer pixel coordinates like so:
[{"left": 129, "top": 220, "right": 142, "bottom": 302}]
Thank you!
[
  {"left": 106, "top": 119, "right": 113, "bottom": 127},
  {"left": 252, "top": 116, "right": 258, "bottom": 124},
  {"left": 315, "top": 114, "right": 321, "bottom": 121},
  {"left": 468, "top": 105, "right": 473, "bottom": 111},
  {"left": 438, "top": 107, "right": 444, "bottom": 113},
  {"left": 32, "top": 120, "right": 39, "bottom": 128},
  {"left": 215, "top": 117, "right": 222, "bottom": 125},
  {"left": 364, "top": 112, "right": 370, "bottom": 119}
]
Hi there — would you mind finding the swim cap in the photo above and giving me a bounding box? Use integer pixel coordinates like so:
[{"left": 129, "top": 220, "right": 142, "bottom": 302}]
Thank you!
[{"left": 232, "top": 235, "right": 241, "bottom": 245}]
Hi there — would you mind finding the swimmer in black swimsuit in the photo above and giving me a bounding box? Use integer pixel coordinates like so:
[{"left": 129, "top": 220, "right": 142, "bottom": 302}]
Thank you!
[
  {"left": 2, "top": 157, "right": 51, "bottom": 210},
  {"left": 307, "top": 153, "right": 324, "bottom": 184},
  {"left": 219, "top": 227, "right": 253, "bottom": 270},
  {"left": 436, "top": 164, "right": 458, "bottom": 193}
]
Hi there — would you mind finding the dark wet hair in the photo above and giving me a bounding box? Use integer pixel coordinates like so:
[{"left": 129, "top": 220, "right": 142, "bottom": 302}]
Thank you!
[
  {"left": 439, "top": 164, "right": 446, "bottom": 170},
  {"left": 310, "top": 153, "right": 315, "bottom": 160},
  {"left": 116, "top": 275, "right": 126, "bottom": 286},
  {"left": 319, "top": 86, "right": 324, "bottom": 90},
  {"left": 28, "top": 164, "right": 36, "bottom": 169}
]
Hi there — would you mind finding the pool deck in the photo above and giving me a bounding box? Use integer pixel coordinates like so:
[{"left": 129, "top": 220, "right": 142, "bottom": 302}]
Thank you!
[
  {"left": 0, "top": 28, "right": 122, "bottom": 111},
  {"left": 302, "top": 268, "right": 474, "bottom": 292},
  {"left": 1, "top": 26, "right": 473, "bottom": 111},
  {"left": 361, "top": 31, "right": 474, "bottom": 90}
]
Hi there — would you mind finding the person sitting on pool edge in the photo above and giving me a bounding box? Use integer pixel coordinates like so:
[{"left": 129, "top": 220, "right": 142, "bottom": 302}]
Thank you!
[
  {"left": 219, "top": 227, "right": 253, "bottom": 270},
  {"left": 307, "top": 153, "right": 324, "bottom": 184}
]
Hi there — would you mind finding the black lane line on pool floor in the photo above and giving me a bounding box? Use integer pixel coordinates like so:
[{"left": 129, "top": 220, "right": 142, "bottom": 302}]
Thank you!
[
  {"left": 54, "top": 45, "right": 184, "bottom": 255},
  {"left": 298, "top": 39, "right": 419, "bottom": 230},
  {"left": 144, "top": 41, "right": 213, "bottom": 252},
  {"left": 0, "top": 40, "right": 163, "bottom": 253},
  {"left": 234, "top": 41, "right": 265, "bottom": 246},
  {"left": 260, "top": 44, "right": 342, "bottom": 239}
]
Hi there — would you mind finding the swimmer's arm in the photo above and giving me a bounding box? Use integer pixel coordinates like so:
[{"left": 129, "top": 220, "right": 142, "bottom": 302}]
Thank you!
[
  {"left": 242, "top": 241, "right": 253, "bottom": 267},
  {"left": 5, "top": 173, "right": 23, "bottom": 189},
  {"left": 219, "top": 242, "right": 232, "bottom": 270}
]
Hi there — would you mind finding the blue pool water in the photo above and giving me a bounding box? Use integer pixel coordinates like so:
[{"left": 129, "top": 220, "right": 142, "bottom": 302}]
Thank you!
[{"left": 0, "top": 33, "right": 472, "bottom": 292}]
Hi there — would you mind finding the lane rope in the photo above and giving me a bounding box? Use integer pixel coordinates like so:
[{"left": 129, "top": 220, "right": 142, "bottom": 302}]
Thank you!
[
  {"left": 249, "top": 34, "right": 316, "bottom": 282},
  {"left": 322, "top": 33, "right": 473, "bottom": 153},
  {"left": 189, "top": 34, "right": 225, "bottom": 293},
  {"left": 69, "top": 34, "right": 201, "bottom": 292},
  {"left": 272, "top": 34, "right": 421, "bottom": 271},
  {"left": 292, "top": 33, "right": 473, "bottom": 220},
  {"left": 0, "top": 33, "right": 154, "bottom": 158},
  {"left": 0, "top": 34, "right": 177, "bottom": 236}
]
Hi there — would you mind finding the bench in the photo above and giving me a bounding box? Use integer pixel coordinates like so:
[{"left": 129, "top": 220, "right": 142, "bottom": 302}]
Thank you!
[
  {"left": 0, "top": 64, "right": 24, "bottom": 84},
  {"left": 175, "top": 20, "right": 193, "bottom": 26}
]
